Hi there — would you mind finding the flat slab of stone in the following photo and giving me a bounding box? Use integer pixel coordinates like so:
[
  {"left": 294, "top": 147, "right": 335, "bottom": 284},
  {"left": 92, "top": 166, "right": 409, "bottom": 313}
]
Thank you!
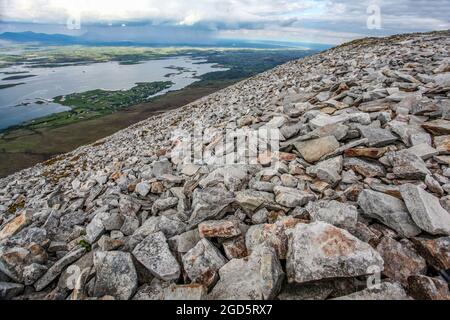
[
  {"left": 294, "top": 136, "right": 340, "bottom": 163},
  {"left": 344, "top": 157, "right": 386, "bottom": 178},
  {"left": 0, "top": 211, "right": 32, "bottom": 240},
  {"left": 422, "top": 119, "right": 450, "bottom": 135},
  {"left": 406, "top": 143, "right": 439, "bottom": 160},
  {"left": 358, "top": 126, "right": 398, "bottom": 147},
  {"left": 389, "top": 151, "right": 431, "bottom": 180},
  {"left": 358, "top": 189, "right": 421, "bottom": 237},
  {"left": 235, "top": 190, "right": 275, "bottom": 212},
  {"left": 189, "top": 187, "right": 235, "bottom": 226},
  {"left": 400, "top": 184, "right": 450, "bottom": 235},
  {"left": 434, "top": 135, "right": 450, "bottom": 154},
  {"left": 34, "top": 247, "right": 86, "bottom": 292}
]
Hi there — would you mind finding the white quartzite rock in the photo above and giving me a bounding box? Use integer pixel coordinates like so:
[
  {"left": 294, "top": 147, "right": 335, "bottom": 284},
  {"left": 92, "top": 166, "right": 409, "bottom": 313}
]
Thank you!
[{"left": 286, "top": 222, "right": 384, "bottom": 284}]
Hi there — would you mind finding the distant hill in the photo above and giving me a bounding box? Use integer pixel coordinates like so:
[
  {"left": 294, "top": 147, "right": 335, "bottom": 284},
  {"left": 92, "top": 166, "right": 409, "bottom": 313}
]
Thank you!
[
  {"left": 0, "top": 31, "right": 81, "bottom": 45},
  {"left": 0, "top": 31, "right": 332, "bottom": 50}
]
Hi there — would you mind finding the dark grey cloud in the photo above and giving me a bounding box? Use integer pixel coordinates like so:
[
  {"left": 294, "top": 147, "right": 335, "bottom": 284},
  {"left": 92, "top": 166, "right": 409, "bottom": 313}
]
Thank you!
[{"left": 0, "top": 0, "right": 448, "bottom": 44}]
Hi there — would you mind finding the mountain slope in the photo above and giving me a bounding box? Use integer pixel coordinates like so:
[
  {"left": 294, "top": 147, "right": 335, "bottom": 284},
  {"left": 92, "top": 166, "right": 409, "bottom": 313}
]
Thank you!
[{"left": 0, "top": 30, "right": 449, "bottom": 300}]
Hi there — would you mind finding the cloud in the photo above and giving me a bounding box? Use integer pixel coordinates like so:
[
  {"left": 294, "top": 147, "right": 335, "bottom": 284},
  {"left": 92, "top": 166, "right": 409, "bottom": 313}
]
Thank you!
[{"left": 0, "top": 0, "right": 449, "bottom": 44}]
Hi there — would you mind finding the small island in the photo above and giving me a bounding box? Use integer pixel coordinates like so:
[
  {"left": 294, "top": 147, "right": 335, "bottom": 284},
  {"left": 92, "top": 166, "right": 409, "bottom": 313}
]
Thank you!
[
  {"left": 0, "top": 82, "right": 25, "bottom": 89},
  {"left": 2, "top": 74, "right": 36, "bottom": 81}
]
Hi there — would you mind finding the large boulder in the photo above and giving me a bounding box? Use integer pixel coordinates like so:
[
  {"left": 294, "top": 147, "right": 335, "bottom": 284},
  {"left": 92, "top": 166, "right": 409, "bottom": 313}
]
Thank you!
[
  {"left": 286, "top": 222, "right": 384, "bottom": 284},
  {"left": 400, "top": 184, "right": 450, "bottom": 235},
  {"left": 358, "top": 189, "right": 421, "bottom": 237}
]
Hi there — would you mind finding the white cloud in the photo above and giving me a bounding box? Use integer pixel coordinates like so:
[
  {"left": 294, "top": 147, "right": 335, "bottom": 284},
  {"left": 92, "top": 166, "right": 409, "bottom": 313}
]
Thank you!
[{"left": 0, "top": 0, "right": 449, "bottom": 44}]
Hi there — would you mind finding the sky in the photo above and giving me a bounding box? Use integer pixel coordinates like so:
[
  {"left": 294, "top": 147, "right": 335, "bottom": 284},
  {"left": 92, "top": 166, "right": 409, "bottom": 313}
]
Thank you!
[{"left": 0, "top": 0, "right": 449, "bottom": 45}]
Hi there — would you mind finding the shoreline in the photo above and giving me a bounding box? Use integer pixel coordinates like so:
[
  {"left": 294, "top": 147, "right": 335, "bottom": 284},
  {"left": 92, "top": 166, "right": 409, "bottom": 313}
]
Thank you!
[{"left": 0, "top": 78, "right": 238, "bottom": 178}]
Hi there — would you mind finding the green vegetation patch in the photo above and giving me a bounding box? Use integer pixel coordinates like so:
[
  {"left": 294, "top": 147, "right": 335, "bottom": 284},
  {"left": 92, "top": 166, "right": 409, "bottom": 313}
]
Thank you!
[{"left": 55, "top": 81, "right": 173, "bottom": 110}]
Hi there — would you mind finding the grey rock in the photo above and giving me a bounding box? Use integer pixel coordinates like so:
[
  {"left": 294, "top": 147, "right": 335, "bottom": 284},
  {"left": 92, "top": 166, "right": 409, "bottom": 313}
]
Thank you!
[
  {"left": 0, "top": 282, "right": 24, "bottom": 300},
  {"left": 182, "top": 239, "right": 228, "bottom": 287},
  {"left": 132, "top": 232, "right": 180, "bottom": 281},
  {"left": 119, "top": 195, "right": 141, "bottom": 216},
  {"left": 334, "top": 282, "right": 411, "bottom": 300},
  {"left": 133, "top": 278, "right": 170, "bottom": 300},
  {"left": 34, "top": 247, "right": 86, "bottom": 292},
  {"left": 23, "top": 263, "right": 48, "bottom": 286},
  {"left": 151, "top": 197, "right": 178, "bottom": 214},
  {"left": 164, "top": 284, "right": 207, "bottom": 300},
  {"left": 306, "top": 200, "right": 358, "bottom": 229},
  {"left": 120, "top": 216, "right": 140, "bottom": 236},
  {"left": 102, "top": 211, "right": 124, "bottom": 231},
  {"left": 152, "top": 160, "right": 173, "bottom": 178},
  {"left": 189, "top": 187, "right": 235, "bottom": 226},
  {"left": 358, "top": 189, "right": 421, "bottom": 237},
  {"left": 294, "top": 136, "right": 340, "bottom": 163},
  {"left": 389, "top": 151, "right": 431, "bottom": 180},
  {"left": 273, "top": 186, "right": 316, "bottom": 208},
  {"left": 135, "top": 216, "right": 186, "bottom": 239},
  {"left": 400, "top": 184, "right": 450, "bottom": 235},
  {"left": 344, "top": 157, "right": 386, "bottom": 178},
  {"left": 169, "top": 229, "right": 201, "bottom": 254},
  {"left": 209, "top": 245, "right": 284, "bottom": 300},
  {"left": 135, "top": 182, "right": 151, "bottom": 197},
  {"left": 358, "top": 126, "right": 398, "bottom": 147},
  {"left": 93, "top": 251, "right": 138, "bottom": 300},
  {"left": 406, "top": 143, "right": 439, "bottom": 160},
  {"left": 306, "top": 156, "right": 343, "bottom": 186},
  {"left": 86, "top": 211, "right": 109, "bottom": 243},
  {"left": 236, "top": 190, "right": 275, "bottom": 213}
]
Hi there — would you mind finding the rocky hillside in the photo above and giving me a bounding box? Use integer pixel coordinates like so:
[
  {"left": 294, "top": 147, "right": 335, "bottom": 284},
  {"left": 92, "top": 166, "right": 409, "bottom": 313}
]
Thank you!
[{"left": 1, "top": 31, "right": 450, "bottom": 300}]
